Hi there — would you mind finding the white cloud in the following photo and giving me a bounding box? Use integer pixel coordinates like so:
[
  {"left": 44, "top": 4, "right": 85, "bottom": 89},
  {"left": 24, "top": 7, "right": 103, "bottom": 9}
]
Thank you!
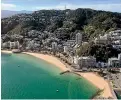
[
  {"left": 1, "top": 3, "right": 16, "bottom": 10},
  {"left": 80, "top": 4, "right": 121, "bottom": 12},
  {"left": 33, "top": 2, "right": 73, "bottom": 10},
  {"left": 34, "top": 3, "right": 121, "bottom": 12}
]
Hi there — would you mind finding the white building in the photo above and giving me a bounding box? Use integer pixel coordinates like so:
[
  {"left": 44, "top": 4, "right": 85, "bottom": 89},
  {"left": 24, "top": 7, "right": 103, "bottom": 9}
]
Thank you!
[
  {"left": 108, "top": 53, "right": 121, "bottom": 67},
  {"left": 94, "top": 30, "right": 121, "bottom": 47},
  {"left": 109, "top": 30, "right": 121, "bottom": 47},
  {"left": 109, "top": 30, "right": 121, "bottom": 37},
  {"left": 65, "top": 40, "right": 75, "bottom": 47},
  {"left": 52, "top": 42, "right": 57, "bottom": 51},
  {"left": 64, "top": 46, "right": 68, "bottom": 53},
  {"left": 94, "top": 34, "right": 111, "bottom": 44},
  {"left": 112, "top": 40, "right": 121, "bottom": 45},
  {"left": 73, "top": 56, "right": 79, "bottom": 64},
  {"left": 76, "top": 33, "right": 82, "bottom": 46},
  {"left": 10, "top": 41, "right": 19, "bottom": 49},
  {"left": 64, "top": 40, "right": 75, "bottom": 55},
  {"left": 108, "top": 58, "right": 119, "bottom": 67},
  {"left": 77, "top": 56, "right": 96, "bottom": 68},
  {"left": 118, "top": 54, "right": 121, "bottom": 67}
]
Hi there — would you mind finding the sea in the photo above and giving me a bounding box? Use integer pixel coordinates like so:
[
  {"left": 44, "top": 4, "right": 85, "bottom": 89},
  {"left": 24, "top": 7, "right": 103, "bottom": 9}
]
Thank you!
[{"left": 1, "top": 53, "right": 99, "bottom": 99}]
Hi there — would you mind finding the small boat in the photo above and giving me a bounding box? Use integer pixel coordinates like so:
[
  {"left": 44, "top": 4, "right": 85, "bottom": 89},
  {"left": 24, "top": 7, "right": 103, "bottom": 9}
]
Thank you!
[
  {"left": 56, "top": 90, "right": 59, "bottom": 92},
  {"left": 18, "top": 65, "right": 20, "bottom": 67}
]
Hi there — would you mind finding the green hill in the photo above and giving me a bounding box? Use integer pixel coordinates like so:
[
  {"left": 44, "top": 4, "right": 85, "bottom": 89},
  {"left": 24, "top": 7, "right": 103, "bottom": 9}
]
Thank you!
[{"left": 2, "top": 8, "right": 121, "bottom": 40}]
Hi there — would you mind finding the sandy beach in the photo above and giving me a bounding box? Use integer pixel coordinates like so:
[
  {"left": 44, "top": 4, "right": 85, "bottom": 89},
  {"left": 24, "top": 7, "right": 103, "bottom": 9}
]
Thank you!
[
  {"left": 78, "top": 72, "right": 113, "bottom": 98},
  {"left": 1, "top": 50, "right": 12, "bottom": 54},
  {"left": 23, "top": 52, "right": 70, "bottom": 71},
  {"left": 1, "top": 50, "right": 114, "bottom": 98}
]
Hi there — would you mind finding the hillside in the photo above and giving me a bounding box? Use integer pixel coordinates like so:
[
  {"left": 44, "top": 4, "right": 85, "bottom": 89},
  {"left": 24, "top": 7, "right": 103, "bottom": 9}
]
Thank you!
[
  {"left": 2, "top": 8, "right": 121, "bottom": 40},
  {"left": 1, "top": 8, "right": 121, "bottom": 62}
]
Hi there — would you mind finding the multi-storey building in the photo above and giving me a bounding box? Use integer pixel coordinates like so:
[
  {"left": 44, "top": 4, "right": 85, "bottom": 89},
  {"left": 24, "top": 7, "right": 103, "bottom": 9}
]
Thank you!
[
  {"left": 10, "top": 41, "right": 19, "bottom": 49},
  {"left": 108, "top": 53, "right": 121, "bottom": 67},
  {"left": 76, "top": 33, "right": 82, "bottom": 46},
  {"left": 73, "top": 56, "right": 96, "bottom": 69},
  {"left": 94, "top": 30, "right": 121, "bottom": 49},
  {"left": 52, "top": 42, "right": 57, "bottom": 51}
]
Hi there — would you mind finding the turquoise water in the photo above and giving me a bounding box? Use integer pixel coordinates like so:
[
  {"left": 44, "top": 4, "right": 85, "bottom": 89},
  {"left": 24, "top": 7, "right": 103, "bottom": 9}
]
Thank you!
[
  {"left": 115, "top": 91, "right": 121, "bottom": 99},
  {"left": 1, "top": 53, "right": 98, "bottom": 99}
]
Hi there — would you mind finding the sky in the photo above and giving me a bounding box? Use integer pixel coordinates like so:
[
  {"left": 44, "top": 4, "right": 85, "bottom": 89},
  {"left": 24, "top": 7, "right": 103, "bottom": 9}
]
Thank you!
[{"left": 1, "top": 0, "right": 121, "bottom": 12}]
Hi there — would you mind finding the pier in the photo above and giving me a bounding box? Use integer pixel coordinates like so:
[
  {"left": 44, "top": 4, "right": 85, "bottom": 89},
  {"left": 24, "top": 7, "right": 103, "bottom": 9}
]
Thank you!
[
  {"left": 73, "top": 72, "right": 82, "bottom": 76},
  {"left": 60, "top": 70, "right": 70, "bottom": 75}
]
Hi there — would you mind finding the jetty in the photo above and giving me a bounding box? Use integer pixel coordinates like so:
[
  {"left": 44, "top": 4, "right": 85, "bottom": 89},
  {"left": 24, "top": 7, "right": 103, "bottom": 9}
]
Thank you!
[
  {"left": 60, "top": 70, "right": 70, "bottom": 75},
  {"left": 73, "top": 72, "right": 82, "bottom": 76}
]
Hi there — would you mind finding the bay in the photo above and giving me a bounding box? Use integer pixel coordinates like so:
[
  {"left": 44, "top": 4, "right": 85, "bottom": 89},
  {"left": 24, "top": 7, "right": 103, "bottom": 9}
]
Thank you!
[{"left": 1, "top": 53, "right": 98, "bottom": 99}]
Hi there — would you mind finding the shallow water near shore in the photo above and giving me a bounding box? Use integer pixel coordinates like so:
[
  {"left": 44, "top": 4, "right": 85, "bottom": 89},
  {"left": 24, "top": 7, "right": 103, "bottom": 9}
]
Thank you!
[{"left": 1, "top": 53, "right": 98, "bottom": 99}]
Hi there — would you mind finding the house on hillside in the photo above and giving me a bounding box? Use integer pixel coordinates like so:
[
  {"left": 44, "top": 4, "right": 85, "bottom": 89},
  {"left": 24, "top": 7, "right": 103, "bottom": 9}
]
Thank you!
[{"left": 108, "top": 53, "right": 121, "bottom": 67}]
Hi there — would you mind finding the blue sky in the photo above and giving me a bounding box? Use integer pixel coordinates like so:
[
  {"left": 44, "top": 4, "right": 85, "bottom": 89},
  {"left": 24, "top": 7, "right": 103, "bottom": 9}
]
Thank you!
[{"left": 1, "top": 0, "right": 121, "bottom": 12}]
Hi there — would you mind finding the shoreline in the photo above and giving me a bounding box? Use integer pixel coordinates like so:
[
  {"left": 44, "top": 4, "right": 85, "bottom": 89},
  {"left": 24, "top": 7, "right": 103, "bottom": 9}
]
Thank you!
[
  {"left": 23, "top": 52, "right": 70, "bottom": 72},
  {"left": 1, "top": 50, "right": 12, "bottom": 54},
  {"left": 1, "top": 50, "right": 114, "bottom": 99},
  {"left": 78, "top": 72, "right": 113, "bottom": 98}
]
